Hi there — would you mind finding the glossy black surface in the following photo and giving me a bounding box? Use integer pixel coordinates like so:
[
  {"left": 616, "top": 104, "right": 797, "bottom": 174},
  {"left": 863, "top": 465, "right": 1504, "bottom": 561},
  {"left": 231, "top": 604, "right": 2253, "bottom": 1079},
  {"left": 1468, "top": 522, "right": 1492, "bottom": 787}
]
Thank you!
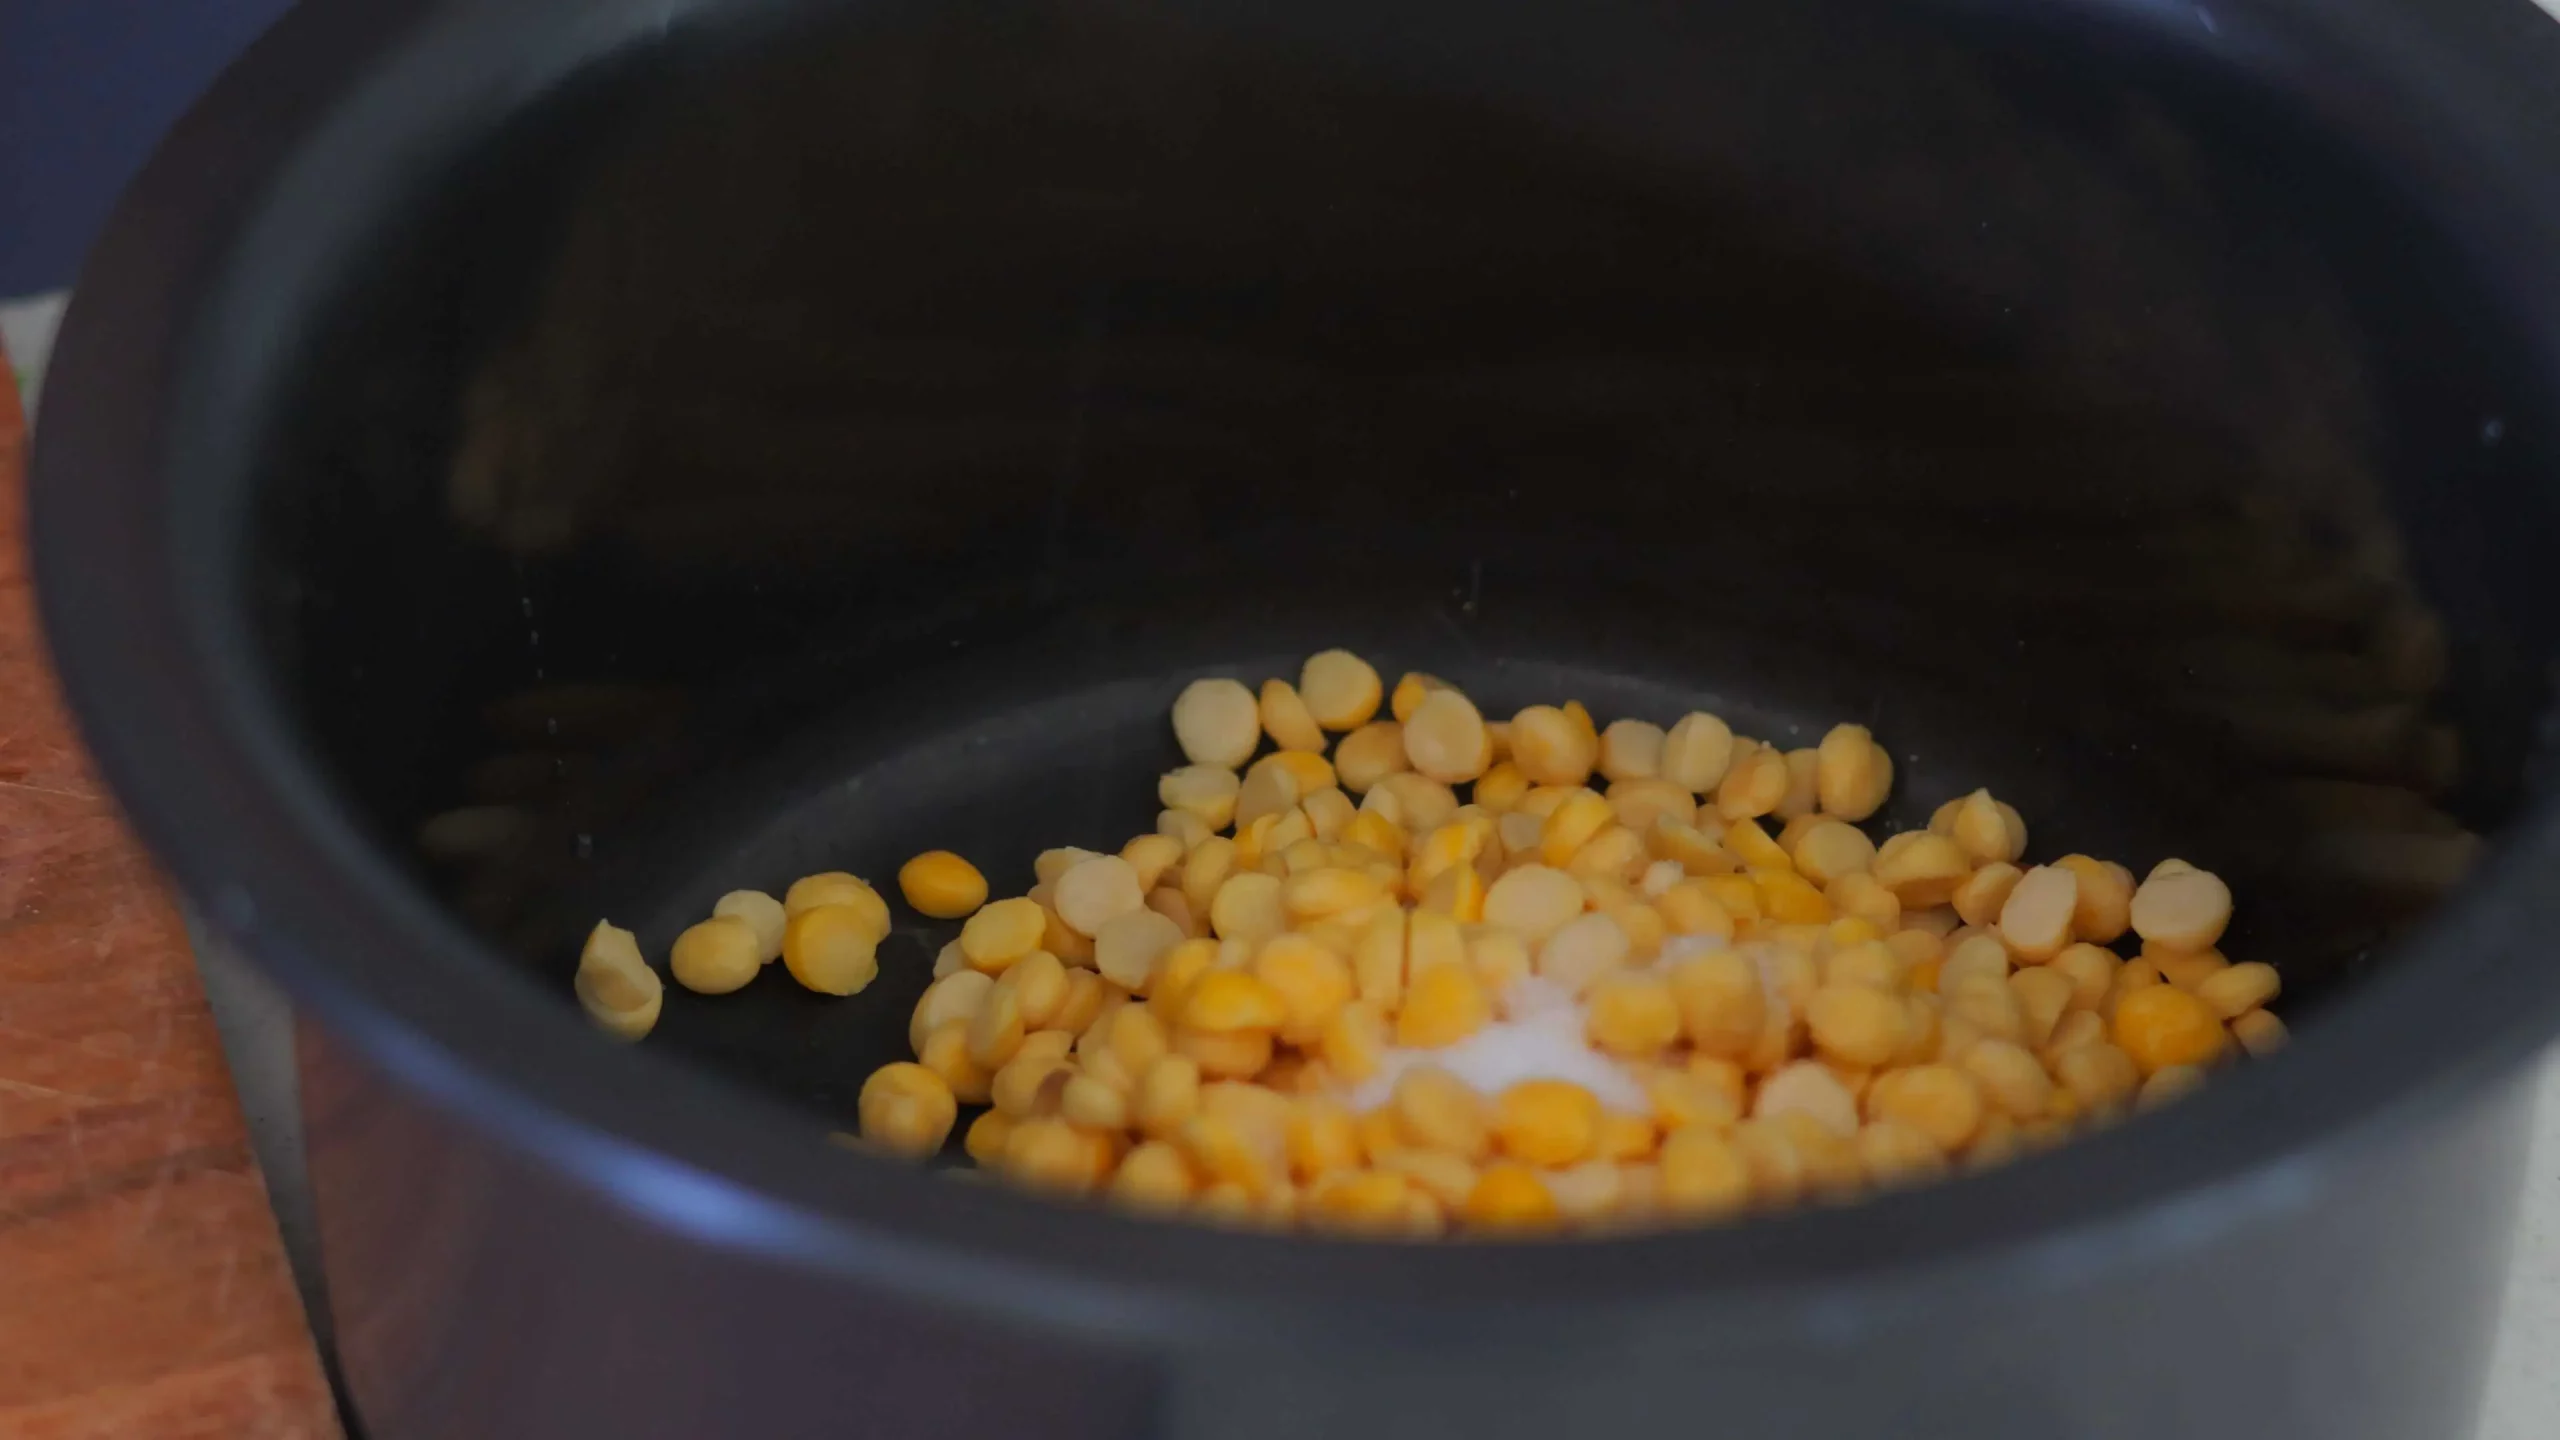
[
  {"left": 31, "top": 0, "right": 2560, "bottom": 1435},
  {"left": 250, "top": 0, "right": 2555, "bottom": 1110}
]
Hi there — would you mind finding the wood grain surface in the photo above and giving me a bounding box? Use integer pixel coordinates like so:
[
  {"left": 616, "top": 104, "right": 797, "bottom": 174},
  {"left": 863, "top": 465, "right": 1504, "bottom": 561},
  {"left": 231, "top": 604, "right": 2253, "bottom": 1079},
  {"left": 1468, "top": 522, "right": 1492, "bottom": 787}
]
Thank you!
[{"left": 0, "top": 349, "right": 339, "bottom": 1437}]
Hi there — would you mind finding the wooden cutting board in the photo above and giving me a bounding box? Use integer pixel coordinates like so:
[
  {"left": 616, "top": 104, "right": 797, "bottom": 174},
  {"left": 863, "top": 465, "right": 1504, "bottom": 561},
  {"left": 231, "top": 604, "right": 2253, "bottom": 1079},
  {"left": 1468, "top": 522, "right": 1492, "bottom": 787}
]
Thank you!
[{"left": 0, "top": 349, "right": 339, "bottom": 1436}]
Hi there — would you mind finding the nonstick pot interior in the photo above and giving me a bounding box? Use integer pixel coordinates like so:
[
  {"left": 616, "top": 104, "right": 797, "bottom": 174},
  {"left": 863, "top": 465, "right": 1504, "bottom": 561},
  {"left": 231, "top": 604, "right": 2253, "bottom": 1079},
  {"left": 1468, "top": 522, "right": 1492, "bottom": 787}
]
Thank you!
[
  {"left": 233, "top": 0, "right": 2558, "bottom": 1120},
  {"left": 38, "top": 0, "right": 2560, "bottom": 1308}
]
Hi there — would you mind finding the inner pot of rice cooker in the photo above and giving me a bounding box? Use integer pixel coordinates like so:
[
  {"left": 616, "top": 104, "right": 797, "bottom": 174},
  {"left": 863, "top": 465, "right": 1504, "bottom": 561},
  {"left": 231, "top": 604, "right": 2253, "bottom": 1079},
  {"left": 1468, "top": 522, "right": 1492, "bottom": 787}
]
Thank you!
[{"left": 30, "top": 0, "right": 2560, "bottom": 1435}]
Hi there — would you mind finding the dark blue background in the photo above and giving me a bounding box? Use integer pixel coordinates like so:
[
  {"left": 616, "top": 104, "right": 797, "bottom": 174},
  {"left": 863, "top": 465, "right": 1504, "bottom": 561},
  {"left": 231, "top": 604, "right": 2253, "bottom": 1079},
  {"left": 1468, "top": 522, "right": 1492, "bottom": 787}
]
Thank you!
[{"left": 1, "top": 0, "right": 295, "bottom": 295}]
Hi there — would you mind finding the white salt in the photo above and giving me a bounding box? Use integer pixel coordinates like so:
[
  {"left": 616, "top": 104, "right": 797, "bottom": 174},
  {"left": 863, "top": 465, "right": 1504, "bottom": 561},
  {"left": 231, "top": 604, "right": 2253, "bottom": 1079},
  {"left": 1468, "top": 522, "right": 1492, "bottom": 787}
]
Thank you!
[
  {"left": 1346, "top": 976, "right": 1650, "bottom": 1113},
  {"left": 1660, "top": 933, "right": 1727, "bottom": 962}
]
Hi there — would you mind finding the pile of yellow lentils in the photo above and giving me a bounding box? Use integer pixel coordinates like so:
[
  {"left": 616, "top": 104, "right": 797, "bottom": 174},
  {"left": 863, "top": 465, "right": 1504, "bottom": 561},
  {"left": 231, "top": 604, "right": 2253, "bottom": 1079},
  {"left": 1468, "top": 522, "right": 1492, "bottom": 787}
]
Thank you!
[{"left": 573, "top": 650, "right": 2287, "bottom": 1237}]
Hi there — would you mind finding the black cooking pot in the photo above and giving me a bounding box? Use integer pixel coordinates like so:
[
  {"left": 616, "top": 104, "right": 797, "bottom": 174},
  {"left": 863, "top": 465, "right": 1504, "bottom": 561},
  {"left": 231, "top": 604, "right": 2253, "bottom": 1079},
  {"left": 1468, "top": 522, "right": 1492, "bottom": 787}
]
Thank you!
[{"left": 31, "top": 0, "right": 2560, "bottom": 1435}]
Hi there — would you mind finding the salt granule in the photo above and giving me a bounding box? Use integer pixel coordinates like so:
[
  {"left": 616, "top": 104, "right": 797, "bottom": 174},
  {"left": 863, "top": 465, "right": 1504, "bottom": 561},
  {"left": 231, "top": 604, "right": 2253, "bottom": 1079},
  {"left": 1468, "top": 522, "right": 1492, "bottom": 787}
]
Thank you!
[{"left": 1348, "top": 975, "right": 1649, "bottom": 1113}]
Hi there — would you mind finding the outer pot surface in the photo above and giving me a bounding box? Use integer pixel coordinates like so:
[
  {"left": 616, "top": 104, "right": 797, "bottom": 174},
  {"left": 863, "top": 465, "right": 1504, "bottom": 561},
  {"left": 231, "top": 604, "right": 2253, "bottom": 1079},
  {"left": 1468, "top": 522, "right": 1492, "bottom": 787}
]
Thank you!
[{"left": 32, "top": 0, "right": 2560, "bottom": 1436}]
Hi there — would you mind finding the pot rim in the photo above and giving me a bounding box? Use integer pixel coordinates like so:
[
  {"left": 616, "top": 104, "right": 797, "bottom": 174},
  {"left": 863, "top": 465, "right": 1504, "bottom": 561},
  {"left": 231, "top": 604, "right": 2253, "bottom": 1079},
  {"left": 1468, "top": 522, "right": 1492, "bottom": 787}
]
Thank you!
[{"left": 30, "top": 0, "right": 2560, "bottom": 1347}]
